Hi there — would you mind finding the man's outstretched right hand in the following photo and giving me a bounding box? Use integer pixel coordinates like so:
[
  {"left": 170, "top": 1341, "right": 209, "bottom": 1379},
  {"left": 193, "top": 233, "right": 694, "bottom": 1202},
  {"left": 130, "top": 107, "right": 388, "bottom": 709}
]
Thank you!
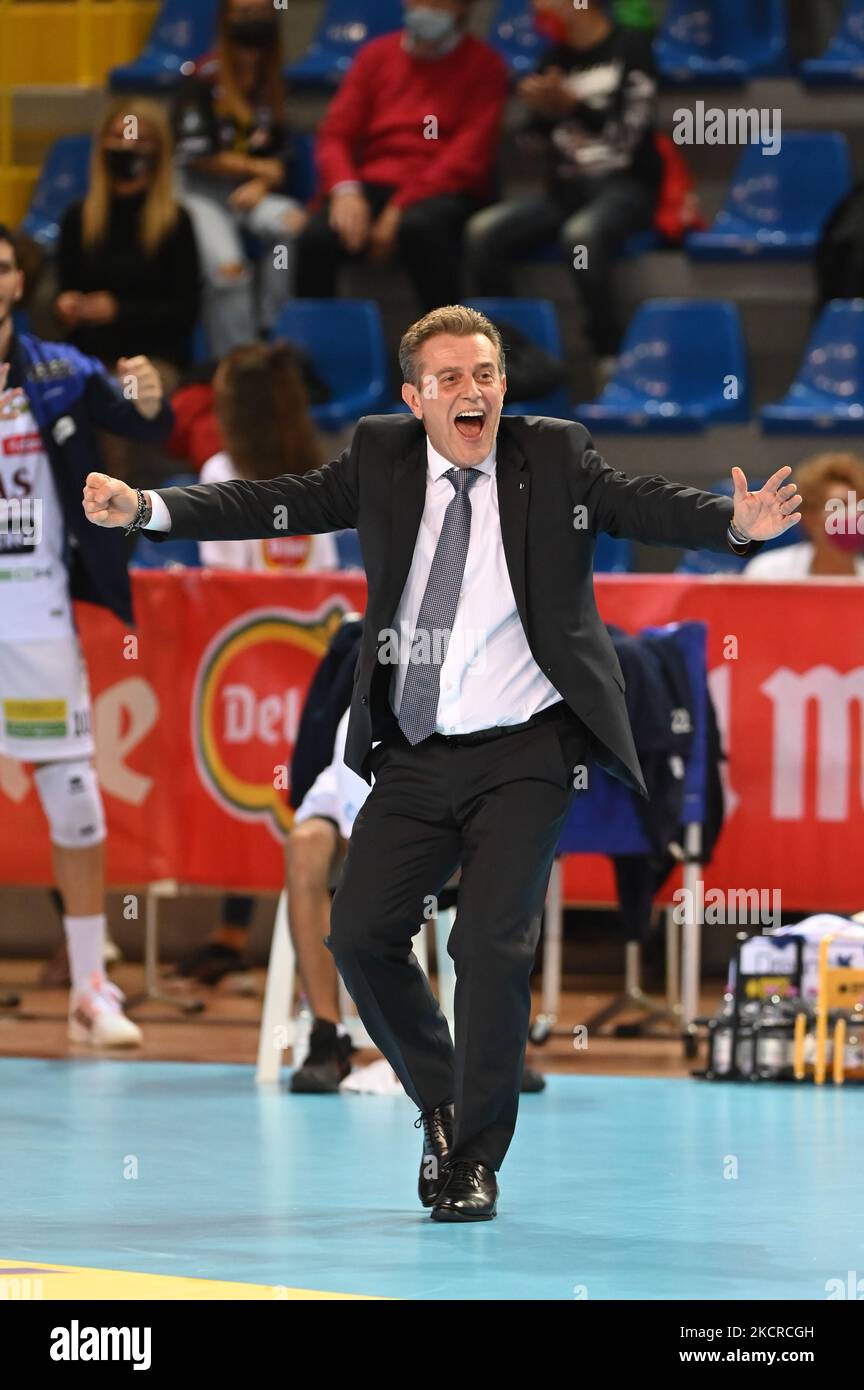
[{"left": 83, "top": 472, "right": 139, "bottom": 528}]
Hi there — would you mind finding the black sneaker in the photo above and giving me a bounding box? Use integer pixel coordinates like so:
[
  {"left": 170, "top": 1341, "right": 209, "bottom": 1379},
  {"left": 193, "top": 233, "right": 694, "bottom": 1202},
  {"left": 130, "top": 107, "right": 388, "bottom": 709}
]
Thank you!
[
  {"left": 174, "top": 942, "right": 248, "bottom": 985},
  {"left": 290, "top": 1019, "right": 354, "bottom": 1094}
]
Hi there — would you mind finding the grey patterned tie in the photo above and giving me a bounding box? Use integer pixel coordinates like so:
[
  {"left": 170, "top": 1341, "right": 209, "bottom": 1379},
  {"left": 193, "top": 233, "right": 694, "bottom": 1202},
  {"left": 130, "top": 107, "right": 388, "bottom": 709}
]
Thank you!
[{"left": 398, "top": 466, "right": 481, "bottom": 745}]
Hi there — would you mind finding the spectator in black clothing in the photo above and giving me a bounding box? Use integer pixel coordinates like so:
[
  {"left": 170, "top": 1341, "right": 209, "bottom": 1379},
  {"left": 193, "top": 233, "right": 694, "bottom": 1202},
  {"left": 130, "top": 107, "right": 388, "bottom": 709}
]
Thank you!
[
  {"left": 465, "top": 0, "right": 661, "bottom": 370},
  {"left": 173, "top": 0, "right": 305, "bottom": 354},
  {"left": 56, "top": 97, "right": 200, "bottom": 387}
]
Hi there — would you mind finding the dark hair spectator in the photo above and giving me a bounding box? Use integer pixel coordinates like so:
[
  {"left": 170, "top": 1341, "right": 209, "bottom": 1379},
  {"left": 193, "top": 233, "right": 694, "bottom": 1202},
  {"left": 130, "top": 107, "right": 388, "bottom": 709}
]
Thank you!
[
  {"left": 465, "top": 0, "right": 662, "bottom": 373},
  {"left": 196, "top": 343, "right": 338, "bottom": 570}
]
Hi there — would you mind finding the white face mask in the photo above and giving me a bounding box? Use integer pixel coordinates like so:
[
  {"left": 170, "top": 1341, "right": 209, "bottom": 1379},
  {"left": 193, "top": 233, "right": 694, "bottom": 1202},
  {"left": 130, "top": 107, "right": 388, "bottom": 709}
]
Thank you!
[{"left": 404, "top": 7, "right": 458, "bottom": 45}]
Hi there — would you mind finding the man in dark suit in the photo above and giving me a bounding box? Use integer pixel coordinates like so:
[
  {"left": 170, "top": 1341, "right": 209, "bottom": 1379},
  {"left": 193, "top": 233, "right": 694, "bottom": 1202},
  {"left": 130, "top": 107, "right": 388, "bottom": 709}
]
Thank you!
[{"left": 83, "top": 305, "right": 801, "bottom": 1222}]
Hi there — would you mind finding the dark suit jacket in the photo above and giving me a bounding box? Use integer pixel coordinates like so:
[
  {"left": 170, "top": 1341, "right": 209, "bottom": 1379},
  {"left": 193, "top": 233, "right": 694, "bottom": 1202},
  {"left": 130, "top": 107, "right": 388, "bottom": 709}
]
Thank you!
[{"left": 144, "top": 414, "right": 757, "bottom": 796}]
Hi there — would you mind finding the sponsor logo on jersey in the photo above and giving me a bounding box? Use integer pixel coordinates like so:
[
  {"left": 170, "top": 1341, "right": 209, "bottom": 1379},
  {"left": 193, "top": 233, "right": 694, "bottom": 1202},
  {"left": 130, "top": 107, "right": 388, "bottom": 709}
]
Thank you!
[
  {"left": 2, "top": 433, "right": 42, "bottom": 456},
  {"left": 3, "top": 698, "right": 67, "bottom": 739}
]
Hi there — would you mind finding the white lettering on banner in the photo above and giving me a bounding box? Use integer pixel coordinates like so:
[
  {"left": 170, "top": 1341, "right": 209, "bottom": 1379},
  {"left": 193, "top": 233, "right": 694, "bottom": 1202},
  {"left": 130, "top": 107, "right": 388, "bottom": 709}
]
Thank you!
[
  {"left": 93, "top": 678, "right": 159, "bottom": 805},
  {"left": 222, "top": 684, "right": 300, "bottom": 745},
  {"left": 762, "top": 666, "right": 864, "bottom": 821},
  {"left": 708, "top": 664, "right": 739, "bottom": 818}
]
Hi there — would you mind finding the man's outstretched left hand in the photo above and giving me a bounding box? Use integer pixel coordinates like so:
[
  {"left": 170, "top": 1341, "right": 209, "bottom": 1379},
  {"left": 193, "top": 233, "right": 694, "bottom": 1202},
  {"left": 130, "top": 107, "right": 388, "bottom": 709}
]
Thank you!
[{"left": 731, "top": 465, "right": 802, "bottom": 541}]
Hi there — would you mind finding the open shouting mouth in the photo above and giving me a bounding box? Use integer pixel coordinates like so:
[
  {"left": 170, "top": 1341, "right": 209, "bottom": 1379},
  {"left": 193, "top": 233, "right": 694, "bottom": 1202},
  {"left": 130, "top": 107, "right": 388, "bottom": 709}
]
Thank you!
[{"left": 454, "top": 408, "right": 486, "bottom": 441}]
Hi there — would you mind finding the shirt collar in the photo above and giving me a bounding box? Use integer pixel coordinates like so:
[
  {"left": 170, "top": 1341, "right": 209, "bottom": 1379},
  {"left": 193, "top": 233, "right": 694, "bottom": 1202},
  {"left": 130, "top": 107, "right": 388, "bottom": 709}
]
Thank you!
[{"left": 426, "top": 436, "right": 496, "bottom": 484}]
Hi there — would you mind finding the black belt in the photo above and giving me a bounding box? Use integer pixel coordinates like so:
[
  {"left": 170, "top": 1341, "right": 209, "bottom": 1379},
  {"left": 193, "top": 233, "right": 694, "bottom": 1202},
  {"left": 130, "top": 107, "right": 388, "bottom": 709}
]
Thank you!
[{"left": 425, "top": 700, "right": 570, "bottom": 748}]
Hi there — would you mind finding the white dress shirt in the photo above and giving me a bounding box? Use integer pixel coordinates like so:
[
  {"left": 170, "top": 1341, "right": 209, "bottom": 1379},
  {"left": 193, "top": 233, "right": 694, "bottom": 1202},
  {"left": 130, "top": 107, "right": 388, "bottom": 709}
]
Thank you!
[
  {"left": 389, "top": 439, "right": 560, "bottom": 734},
  {"left": 744, "top": 541, "right": 864, "bottom": 578},
  {"left": 145, "top": 439, "right": 563, "bottom": 733},
  {"left": 145, "top": 490, "right": 172, "bottom": 530}
]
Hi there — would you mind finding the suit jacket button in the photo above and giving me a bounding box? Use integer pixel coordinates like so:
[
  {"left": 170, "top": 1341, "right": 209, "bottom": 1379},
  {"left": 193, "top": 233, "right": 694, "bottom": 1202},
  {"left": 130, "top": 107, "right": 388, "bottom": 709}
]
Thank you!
[{"left": 360, "top": 696, "right": 368, "bottom": 705}]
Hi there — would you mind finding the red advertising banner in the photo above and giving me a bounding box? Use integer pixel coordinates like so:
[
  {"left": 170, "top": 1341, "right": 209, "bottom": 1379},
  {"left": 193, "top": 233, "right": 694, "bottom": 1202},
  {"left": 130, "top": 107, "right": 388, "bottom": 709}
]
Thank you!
[{"left": 1, "top": 574, "right": 862, "bottom": 914}]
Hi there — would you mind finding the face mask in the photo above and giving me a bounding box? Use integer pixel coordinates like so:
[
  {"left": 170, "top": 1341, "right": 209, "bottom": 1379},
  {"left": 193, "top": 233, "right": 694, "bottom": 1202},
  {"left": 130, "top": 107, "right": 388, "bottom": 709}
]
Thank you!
[
  {"left": 533, "top": 7, "right": 570, "bottom": 44},
  {"left": 824, "top": 516, "right": 864, "bottom": 553},
  {"left": 404, "top": 7, "right": 458, "bottom": 45},
  {"left": 104, "top": 148, "right": 155, "bottom": 181},
  {"left": 228, "top": 16, "right": 277, "bottom": 48}
]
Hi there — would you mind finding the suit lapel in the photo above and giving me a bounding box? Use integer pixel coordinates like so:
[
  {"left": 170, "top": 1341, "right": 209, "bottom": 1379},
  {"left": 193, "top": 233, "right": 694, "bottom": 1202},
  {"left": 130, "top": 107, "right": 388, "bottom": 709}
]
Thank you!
[
  {"left": 495, "top": 422, "right": 530, "bottom": 636},
  {"left": 385, "top": 426, "right": 428, "bottom": 619}
]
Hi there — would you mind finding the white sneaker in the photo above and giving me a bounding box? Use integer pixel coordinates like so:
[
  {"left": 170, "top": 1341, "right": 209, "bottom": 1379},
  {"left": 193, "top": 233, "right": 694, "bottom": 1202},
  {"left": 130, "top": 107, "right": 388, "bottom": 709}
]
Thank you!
[{"left": 68, "top": 973, "right": 143, "bottom": 1048}]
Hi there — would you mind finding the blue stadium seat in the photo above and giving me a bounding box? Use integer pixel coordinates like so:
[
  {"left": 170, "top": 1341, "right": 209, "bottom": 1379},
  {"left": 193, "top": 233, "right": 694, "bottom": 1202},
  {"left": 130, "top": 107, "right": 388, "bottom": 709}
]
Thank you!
[
  {"left": 110, "top": 0, "right": 217, "bottom": 91},
  {"left": 576, "top": 299, "right": 750, "bottom": 432},
  {"left": 188, "top": 319, "right": 211, "bottom": 365},
  {"left": 593, "top": 533, "right": 633, "bottom": 573},
  {"left": 130, "top": 475, "right": 201, "bottom": 569},
  {"left": 287, "top": 0, "right": 403, "bottom": 88},
  {"left": 617, "top": 229, "right": 664, "bottom": 257},
  {"left": 801, "top": 0, "right": 864, "bottom": 86},
  {"left": 686, "top": 133, "right": 852, "bottom": 260},
  {"left": 465, "top": 297, "right": 572, "bottom": 418},
  {"left": 655, "top": 0, "right": 788, "bottom": 83},
  {"left": 760, "top": 299, "right": 864, "bottom": 435},
  {"left": 488, "top": 0, "right": 544, "bottom": 77},
  {"left": 288, "top": 133, "right": 316, "bottom": 205},
  {"left": 334, "top": 529, "right": 364, "bottom": 569},
  {"left": 19, "top": 135, "right": 92, "bottom": 251},
  {"left": 270, "top": 300, "right": 389, "bottom": 430},
  {"left": 676, "top": 477, "right": 803, "bottom": 573}
]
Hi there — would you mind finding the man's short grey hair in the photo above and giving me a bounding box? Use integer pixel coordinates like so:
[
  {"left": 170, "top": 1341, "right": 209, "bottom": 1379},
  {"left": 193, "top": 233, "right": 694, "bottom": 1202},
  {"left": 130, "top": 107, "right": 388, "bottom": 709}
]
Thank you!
[{"left": 399, "top": 304, "right": 506, "bottom": 387}]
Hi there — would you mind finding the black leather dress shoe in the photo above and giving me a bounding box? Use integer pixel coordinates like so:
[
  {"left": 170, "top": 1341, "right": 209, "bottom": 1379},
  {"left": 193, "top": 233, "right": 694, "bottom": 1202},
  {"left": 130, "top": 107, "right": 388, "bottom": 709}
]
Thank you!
[
  {"left": 416, "top": 1104, "right": 454, "bottom": 1207},
  {"left": 430, "top": 1159, "right": 498, "bottom": 1222}
]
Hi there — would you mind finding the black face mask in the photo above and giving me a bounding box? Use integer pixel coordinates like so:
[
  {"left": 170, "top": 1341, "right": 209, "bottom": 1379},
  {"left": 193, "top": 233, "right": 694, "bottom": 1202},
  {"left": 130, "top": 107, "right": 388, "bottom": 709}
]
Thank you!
[
  {"left": 228, "top": 16, "right": 277, "bottom": 48},
  {"left": 104, "top": 148, "right": 155, "bottom": 182}
]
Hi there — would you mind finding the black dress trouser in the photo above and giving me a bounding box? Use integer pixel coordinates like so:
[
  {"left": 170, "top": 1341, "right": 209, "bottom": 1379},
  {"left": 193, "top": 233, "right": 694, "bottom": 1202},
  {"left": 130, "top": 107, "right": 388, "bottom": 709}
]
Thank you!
[
  {"left": 326, "top": 702, "right": 590, "bottom": 1171},
  {"left": 295, "top": 181, "right": 482, "bottom": 313}
]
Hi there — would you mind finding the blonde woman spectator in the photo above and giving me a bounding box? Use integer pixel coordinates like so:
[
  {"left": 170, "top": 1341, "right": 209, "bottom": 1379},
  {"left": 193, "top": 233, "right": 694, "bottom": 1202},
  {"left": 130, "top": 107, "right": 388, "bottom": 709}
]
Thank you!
[
  {"left": 56, "top": 98, "right": 200, "bottom": 383},
  {"left": 745, "top": 453, "right": 864, "bottom": 578}
]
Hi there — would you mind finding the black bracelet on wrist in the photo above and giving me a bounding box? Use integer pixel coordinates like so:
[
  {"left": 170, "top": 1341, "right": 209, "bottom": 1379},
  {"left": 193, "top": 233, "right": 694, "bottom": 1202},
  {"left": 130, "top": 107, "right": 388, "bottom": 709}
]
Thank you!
[{"left": 123, "top": 489, "right": 151, "bottom": 536}]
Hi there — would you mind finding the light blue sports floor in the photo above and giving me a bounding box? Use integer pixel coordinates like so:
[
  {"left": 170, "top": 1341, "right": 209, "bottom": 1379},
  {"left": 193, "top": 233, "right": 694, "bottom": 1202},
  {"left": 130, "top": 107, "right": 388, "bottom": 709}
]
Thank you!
[{"left": 2, "top": 1058, "right": 861, "bottom": 1300}]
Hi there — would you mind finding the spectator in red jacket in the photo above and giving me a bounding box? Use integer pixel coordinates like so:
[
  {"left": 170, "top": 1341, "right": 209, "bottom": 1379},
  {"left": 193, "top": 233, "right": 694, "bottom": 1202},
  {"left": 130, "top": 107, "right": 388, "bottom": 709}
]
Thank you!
[{"left": 295, "top": 0, "right": 508, "bottom": 312}]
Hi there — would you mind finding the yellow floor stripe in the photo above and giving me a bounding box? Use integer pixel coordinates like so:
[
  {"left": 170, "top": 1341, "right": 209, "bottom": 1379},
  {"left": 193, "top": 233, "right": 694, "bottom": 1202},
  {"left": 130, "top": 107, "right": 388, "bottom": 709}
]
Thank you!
[{"left": 0, "top": 1259, "right": 381, "bottom": 1301}]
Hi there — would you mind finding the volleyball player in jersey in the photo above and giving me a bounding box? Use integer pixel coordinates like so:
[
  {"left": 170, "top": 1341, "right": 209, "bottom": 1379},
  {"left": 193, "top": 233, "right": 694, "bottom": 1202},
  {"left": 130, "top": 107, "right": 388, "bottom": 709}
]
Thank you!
[{"left": 0, "top": 222, "right": 174, "bottom": 1046}]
